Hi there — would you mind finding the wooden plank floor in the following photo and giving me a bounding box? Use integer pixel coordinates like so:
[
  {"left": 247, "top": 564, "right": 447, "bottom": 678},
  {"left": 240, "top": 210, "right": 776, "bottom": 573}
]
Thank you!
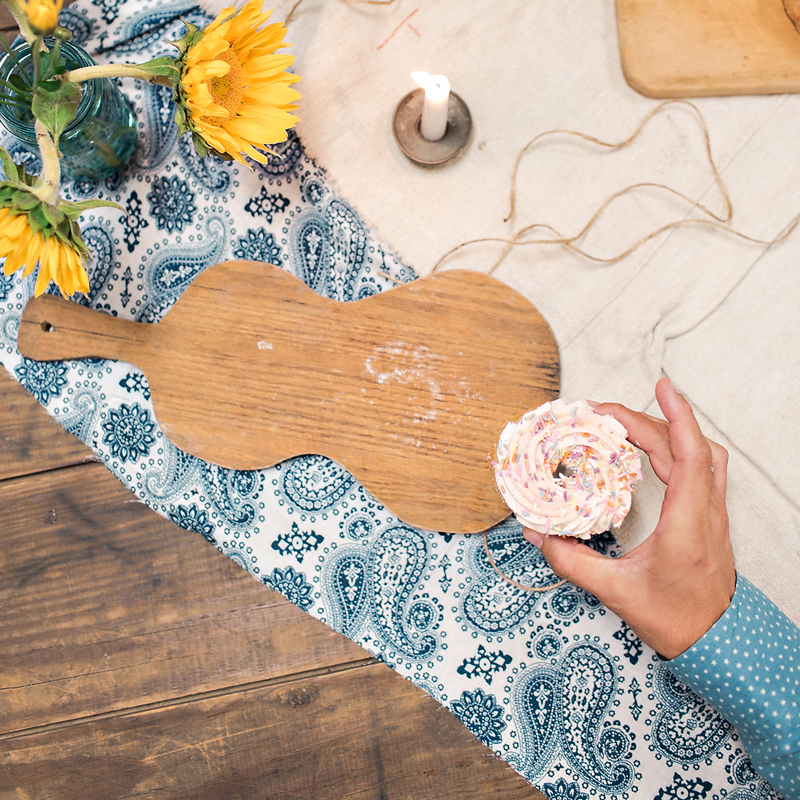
[
  {"left": 0, "top": 369, "right": 548, "bottom": 799},
  {"left": 2, "top": 4, "right": 544, "bottom": 792}
]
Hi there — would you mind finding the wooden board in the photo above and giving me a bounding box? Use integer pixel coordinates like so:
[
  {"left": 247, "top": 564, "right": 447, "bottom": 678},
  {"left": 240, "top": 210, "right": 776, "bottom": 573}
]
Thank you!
[
  {"left": 0, "top": 664, "right": 547, "bottom": 800},
  {"left": 0, "top": 369, "right": 94, "bottom": 479},
  {"left": 616, "top": 0, "right": 800, "bottom": 97},
  {"left": 0, "top": 463, "right": 368, "bottom": 734},
  {"left": 17, "top": 261, "right": 560, "bottom": 534}
]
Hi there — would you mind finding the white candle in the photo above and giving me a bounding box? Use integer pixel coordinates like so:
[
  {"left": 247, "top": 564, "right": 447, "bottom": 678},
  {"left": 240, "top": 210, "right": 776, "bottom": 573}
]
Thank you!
[{"left": 411, "top": 71, "right": 450, "bottom": 142}]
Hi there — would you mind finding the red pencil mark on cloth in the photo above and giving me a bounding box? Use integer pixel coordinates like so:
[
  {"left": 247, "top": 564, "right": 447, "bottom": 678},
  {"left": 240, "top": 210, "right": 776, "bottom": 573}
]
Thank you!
[{"left": 377, "top": 8, "right": 419, "bottom": 50}]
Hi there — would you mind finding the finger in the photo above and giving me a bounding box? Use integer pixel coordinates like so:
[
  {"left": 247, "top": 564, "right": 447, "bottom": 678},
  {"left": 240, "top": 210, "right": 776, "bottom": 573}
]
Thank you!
[
  {"left": 525, "top": 530, "right": 619, "bottom": 602},
  {"left": 655, "top": 379, "right": 715, "bottom": 535},
  {"left": 589, "top": 400, "right": 674, "bottom": 484},
  {"left": 655, "top": 378, "right": 710, "bottom": 461}
]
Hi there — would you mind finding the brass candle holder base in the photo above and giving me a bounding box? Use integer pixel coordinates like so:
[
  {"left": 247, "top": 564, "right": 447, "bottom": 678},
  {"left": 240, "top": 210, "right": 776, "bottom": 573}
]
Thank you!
[{"left": 392, "top": 88, "right": 472, "bottom": 166}]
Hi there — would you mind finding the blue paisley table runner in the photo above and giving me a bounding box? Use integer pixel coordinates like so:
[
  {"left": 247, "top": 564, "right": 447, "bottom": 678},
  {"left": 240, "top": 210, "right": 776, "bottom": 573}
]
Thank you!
[{"left": 0, "top": 2, "right": 781, "bottom": 797}]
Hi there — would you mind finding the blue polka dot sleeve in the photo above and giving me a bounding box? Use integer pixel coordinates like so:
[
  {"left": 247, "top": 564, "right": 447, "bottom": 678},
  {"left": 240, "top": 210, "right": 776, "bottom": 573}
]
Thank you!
[{"left": 666, "top": 574, "right": 800, "bottom": 800}]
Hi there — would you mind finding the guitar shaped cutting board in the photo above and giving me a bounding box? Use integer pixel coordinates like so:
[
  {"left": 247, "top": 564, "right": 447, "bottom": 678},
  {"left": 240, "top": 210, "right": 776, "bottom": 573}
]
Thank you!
[{"left": 18, "top": 261, "right": 560, "bottom": 533}]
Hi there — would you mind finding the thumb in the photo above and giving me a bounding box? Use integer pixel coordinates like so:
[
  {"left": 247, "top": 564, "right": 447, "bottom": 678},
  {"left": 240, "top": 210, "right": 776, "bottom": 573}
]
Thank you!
[{"left": 526, "top": 530, "right": 619, "bottom": 599}]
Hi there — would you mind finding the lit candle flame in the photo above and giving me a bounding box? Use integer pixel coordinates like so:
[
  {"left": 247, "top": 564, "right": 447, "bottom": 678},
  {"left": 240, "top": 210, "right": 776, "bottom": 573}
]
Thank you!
[{"left": 411, "top": 71, "right": 450, "bottom": 102}]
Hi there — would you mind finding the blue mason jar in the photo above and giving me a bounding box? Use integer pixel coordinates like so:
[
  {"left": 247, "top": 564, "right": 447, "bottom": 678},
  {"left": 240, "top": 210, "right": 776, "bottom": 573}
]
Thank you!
[{"left": 0, "top": 40, "right": 137, "bottom": 181}]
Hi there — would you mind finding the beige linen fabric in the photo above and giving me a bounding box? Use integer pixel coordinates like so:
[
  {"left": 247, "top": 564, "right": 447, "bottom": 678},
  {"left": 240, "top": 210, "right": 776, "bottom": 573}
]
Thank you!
[{"left": 210, "top": 0, "right": 800, "bottom": 623}]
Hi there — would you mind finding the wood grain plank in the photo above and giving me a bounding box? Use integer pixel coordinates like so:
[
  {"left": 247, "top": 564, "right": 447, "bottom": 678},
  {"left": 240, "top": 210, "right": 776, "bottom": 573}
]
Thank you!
[
  {"left": 0, "top": 369, "right": 94, "bottom": 480},
  {"left": 0, "top": 3, "right": 16, "bottom": 33},
  {"left": 0, "top": 463, "right": 368, "bottom": 735},
  {"left": 0, "top": 663, "right": 547, "bottom": 800},
  {"left": 616, "top": 0, "right": 800, "bottom": 98}
]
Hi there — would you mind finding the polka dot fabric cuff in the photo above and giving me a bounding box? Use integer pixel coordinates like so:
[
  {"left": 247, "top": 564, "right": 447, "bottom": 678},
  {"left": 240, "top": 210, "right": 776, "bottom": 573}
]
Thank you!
[{"left": 667, "top": 574, "right": 800, "bottom": 800}]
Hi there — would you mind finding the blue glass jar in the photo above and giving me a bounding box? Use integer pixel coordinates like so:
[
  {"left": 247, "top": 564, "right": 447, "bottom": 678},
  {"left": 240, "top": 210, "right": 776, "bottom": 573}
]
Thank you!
[{"left": 0, "top": 40, "right": 137, "bottom": 181}]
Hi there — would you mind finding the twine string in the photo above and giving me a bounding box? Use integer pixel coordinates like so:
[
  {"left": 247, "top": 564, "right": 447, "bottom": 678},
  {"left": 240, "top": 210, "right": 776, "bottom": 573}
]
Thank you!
[
  {"left": 286, "top": 0, "right": 397, "bottom": 26},
  {"left": 482, "top": 529, "right": 567, "bottom": 593},
  {"left": 504, "top": 99, "right": 732, "bottom": 223},
  {"left": 429, "top": 99, "right": 800, "bottom": 274}
]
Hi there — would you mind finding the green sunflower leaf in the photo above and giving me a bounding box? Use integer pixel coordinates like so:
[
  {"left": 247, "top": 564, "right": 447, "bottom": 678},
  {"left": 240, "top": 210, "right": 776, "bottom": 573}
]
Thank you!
[
  {"left": 135, "top": 56, "right": 181, "bottom": 86},
  {"left": 67, "top": 218, "right": 92, "bottom": 256},
  {"left": 191, "top": 130, "right": 210, "bottom": 159},
  {"left": 19, "top": 166, "right": 38, "bottom": 187},
  {"left": 31, "top": 80, "right": 81, "bottom": 139},
  {"left": 59, "top": 198, "right": 125, "bottom": 220},
  {"left": 39, "top": 201, "right": 65, "bottom": 230},
  {"left": 0, "top": 146, "right": 20, "bottom": 183},
  {"left": 174, "top": 104, "right": 190, "bottom": 135},
  {"left": 9, "top": 73, "right": 30, "bottom": 93},
  {"left": 26, "top": 203, "right": 49, "bottom": 235},
  {"left": 8, "top": 189, "right": 40, "bottom": 211},
  {"left": 167, "top": 21, "right": 199, "bottom": 58}
]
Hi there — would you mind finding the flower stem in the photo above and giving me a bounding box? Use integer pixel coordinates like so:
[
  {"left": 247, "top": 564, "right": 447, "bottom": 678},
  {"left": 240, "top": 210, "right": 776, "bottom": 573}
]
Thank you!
[
  {"left": 31, "top": 37, "right": 42, "bottom": 88},
  {"left": 0, "top": 76, "right": 33, "bottom": 97},
  {"left": 33, "top": 118, "right": 61, "bottom": 206},
  {"left": 63, "top": 63, "right": 173, "bottom": 86},
  {"left": 50, "top": 38, "right": 61, "bottom": 76},
  {"left": 0, "top": 95, "right": 33, "bottom": 111},
  {"left": 0, "top": 36, "right": 34, "bottom": 89}
]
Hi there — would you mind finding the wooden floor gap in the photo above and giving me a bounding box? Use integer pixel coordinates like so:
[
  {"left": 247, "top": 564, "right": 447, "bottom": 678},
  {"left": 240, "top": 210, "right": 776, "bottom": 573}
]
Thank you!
[
  {"left": 0, "top": 656, "right": 380, "bottom": 742},
  {"left": 0, "top": 457, "right": 102, "bottom": 486}
]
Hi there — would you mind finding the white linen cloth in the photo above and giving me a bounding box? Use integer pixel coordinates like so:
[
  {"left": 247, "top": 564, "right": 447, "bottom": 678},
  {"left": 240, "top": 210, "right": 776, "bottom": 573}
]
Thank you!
[{"left": 271, "top": 0, "right": 800, "bottom": 624}]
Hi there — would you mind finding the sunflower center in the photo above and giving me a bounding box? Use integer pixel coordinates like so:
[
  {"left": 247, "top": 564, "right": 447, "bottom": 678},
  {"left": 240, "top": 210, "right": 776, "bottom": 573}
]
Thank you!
[{"left": 202, "top": 47, "right": 244, "bottom": 126}]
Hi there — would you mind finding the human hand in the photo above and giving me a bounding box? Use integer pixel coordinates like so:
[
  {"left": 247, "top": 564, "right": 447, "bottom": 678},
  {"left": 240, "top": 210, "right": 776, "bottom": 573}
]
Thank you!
[{"left": 523, "top": 377, "right": 736, "bottom": 660}]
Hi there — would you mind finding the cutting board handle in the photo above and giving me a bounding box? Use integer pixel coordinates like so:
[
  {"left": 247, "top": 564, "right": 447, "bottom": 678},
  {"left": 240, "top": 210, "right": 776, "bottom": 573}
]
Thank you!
[{"left": 18, "top": 295, "right": 156, "bottom": 366}]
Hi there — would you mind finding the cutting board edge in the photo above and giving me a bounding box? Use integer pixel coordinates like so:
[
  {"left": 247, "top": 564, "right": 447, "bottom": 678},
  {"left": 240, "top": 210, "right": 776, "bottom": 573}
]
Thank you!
[{"left": 618, "top": 54, "right": 800, "bottom": 98}]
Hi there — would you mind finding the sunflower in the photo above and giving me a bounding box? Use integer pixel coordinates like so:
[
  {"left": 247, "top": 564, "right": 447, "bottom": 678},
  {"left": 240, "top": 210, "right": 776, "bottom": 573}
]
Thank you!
[
  {"left": 0, "top": 205, "right": 89, "bottom": 298},
  {"left": 176, "top": 1, "right": 301, "bottom": 165},
  {"left": 22, "top": 0, "right": 63, "bottom": 35}
]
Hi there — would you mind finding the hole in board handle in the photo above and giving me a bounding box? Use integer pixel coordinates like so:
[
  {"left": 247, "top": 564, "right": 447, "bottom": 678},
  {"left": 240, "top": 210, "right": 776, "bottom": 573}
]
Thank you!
[{"left": 41, "top": 322, "right": 54, "bottom": 333}]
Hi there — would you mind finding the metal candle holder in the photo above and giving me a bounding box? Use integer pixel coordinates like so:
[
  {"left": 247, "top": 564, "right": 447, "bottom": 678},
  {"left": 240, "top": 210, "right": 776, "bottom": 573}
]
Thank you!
[{"left": 392, "top": 88, "right": 472, "bottom": 166}]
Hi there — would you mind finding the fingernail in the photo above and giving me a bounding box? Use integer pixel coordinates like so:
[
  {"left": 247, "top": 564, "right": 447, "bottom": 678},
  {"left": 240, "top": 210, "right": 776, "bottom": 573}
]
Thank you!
[
  {"left": 586, "top": 399, "right": 600, "bottom": 409},
  {"left": 523, "top": 529, "right": 543, "bottom": 548}
]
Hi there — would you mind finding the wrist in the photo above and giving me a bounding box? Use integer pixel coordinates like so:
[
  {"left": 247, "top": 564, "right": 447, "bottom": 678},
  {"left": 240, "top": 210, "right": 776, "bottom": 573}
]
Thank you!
[{"left": 653, "top": 573, "right": 738, "bottom": 661}]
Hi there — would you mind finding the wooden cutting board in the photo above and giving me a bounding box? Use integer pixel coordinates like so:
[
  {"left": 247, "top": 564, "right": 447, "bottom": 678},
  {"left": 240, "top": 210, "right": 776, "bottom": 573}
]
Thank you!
[
  {"left": 18, "top": 261, "right": 560, "bottom": 534},
  {"left": 616, "top": 0, "right": 800, "bottom": 97}
]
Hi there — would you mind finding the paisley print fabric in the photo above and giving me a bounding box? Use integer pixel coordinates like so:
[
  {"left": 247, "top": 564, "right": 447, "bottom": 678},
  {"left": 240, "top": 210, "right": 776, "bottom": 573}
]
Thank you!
[{"left": 0, "top": 2, "right": 783, "bottom": 796}]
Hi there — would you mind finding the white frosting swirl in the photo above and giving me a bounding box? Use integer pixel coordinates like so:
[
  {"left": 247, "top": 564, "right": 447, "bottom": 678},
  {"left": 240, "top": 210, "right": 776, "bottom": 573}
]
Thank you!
[{"left": 493, "top": 399, "right": 642, "bottom": 539}]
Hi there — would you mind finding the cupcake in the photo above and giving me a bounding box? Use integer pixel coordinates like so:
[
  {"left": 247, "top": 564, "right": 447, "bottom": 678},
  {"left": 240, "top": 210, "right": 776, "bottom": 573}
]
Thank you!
[{"left": 493, "top": 399, "right": 642, "bottom": 538}]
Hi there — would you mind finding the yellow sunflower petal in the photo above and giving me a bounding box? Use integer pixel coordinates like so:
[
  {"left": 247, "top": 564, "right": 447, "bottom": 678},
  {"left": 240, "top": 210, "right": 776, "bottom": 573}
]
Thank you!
[
  {"left": 189, "top": 58, "right": 231, "bottom": 80},
  {"left": 34, "top": 243, "right": 54, "bottom": 297},
  {"left": 4, "top": 246, "right": 29, "bottom": 276},
  {"left": 0, "top": 210, "right": 33, "bottom": 259},
  {"left": 62, "top": 246, "right": 90, "bottom": 296},
  {"left": 22, "top": 231, "right": 45, "bottom": 278},
  {"left": 51, "top": 236, "right": 89, "bottom": 297},
  {"left": 22, "top": 0, "right": 63, "bottom": 35}
]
